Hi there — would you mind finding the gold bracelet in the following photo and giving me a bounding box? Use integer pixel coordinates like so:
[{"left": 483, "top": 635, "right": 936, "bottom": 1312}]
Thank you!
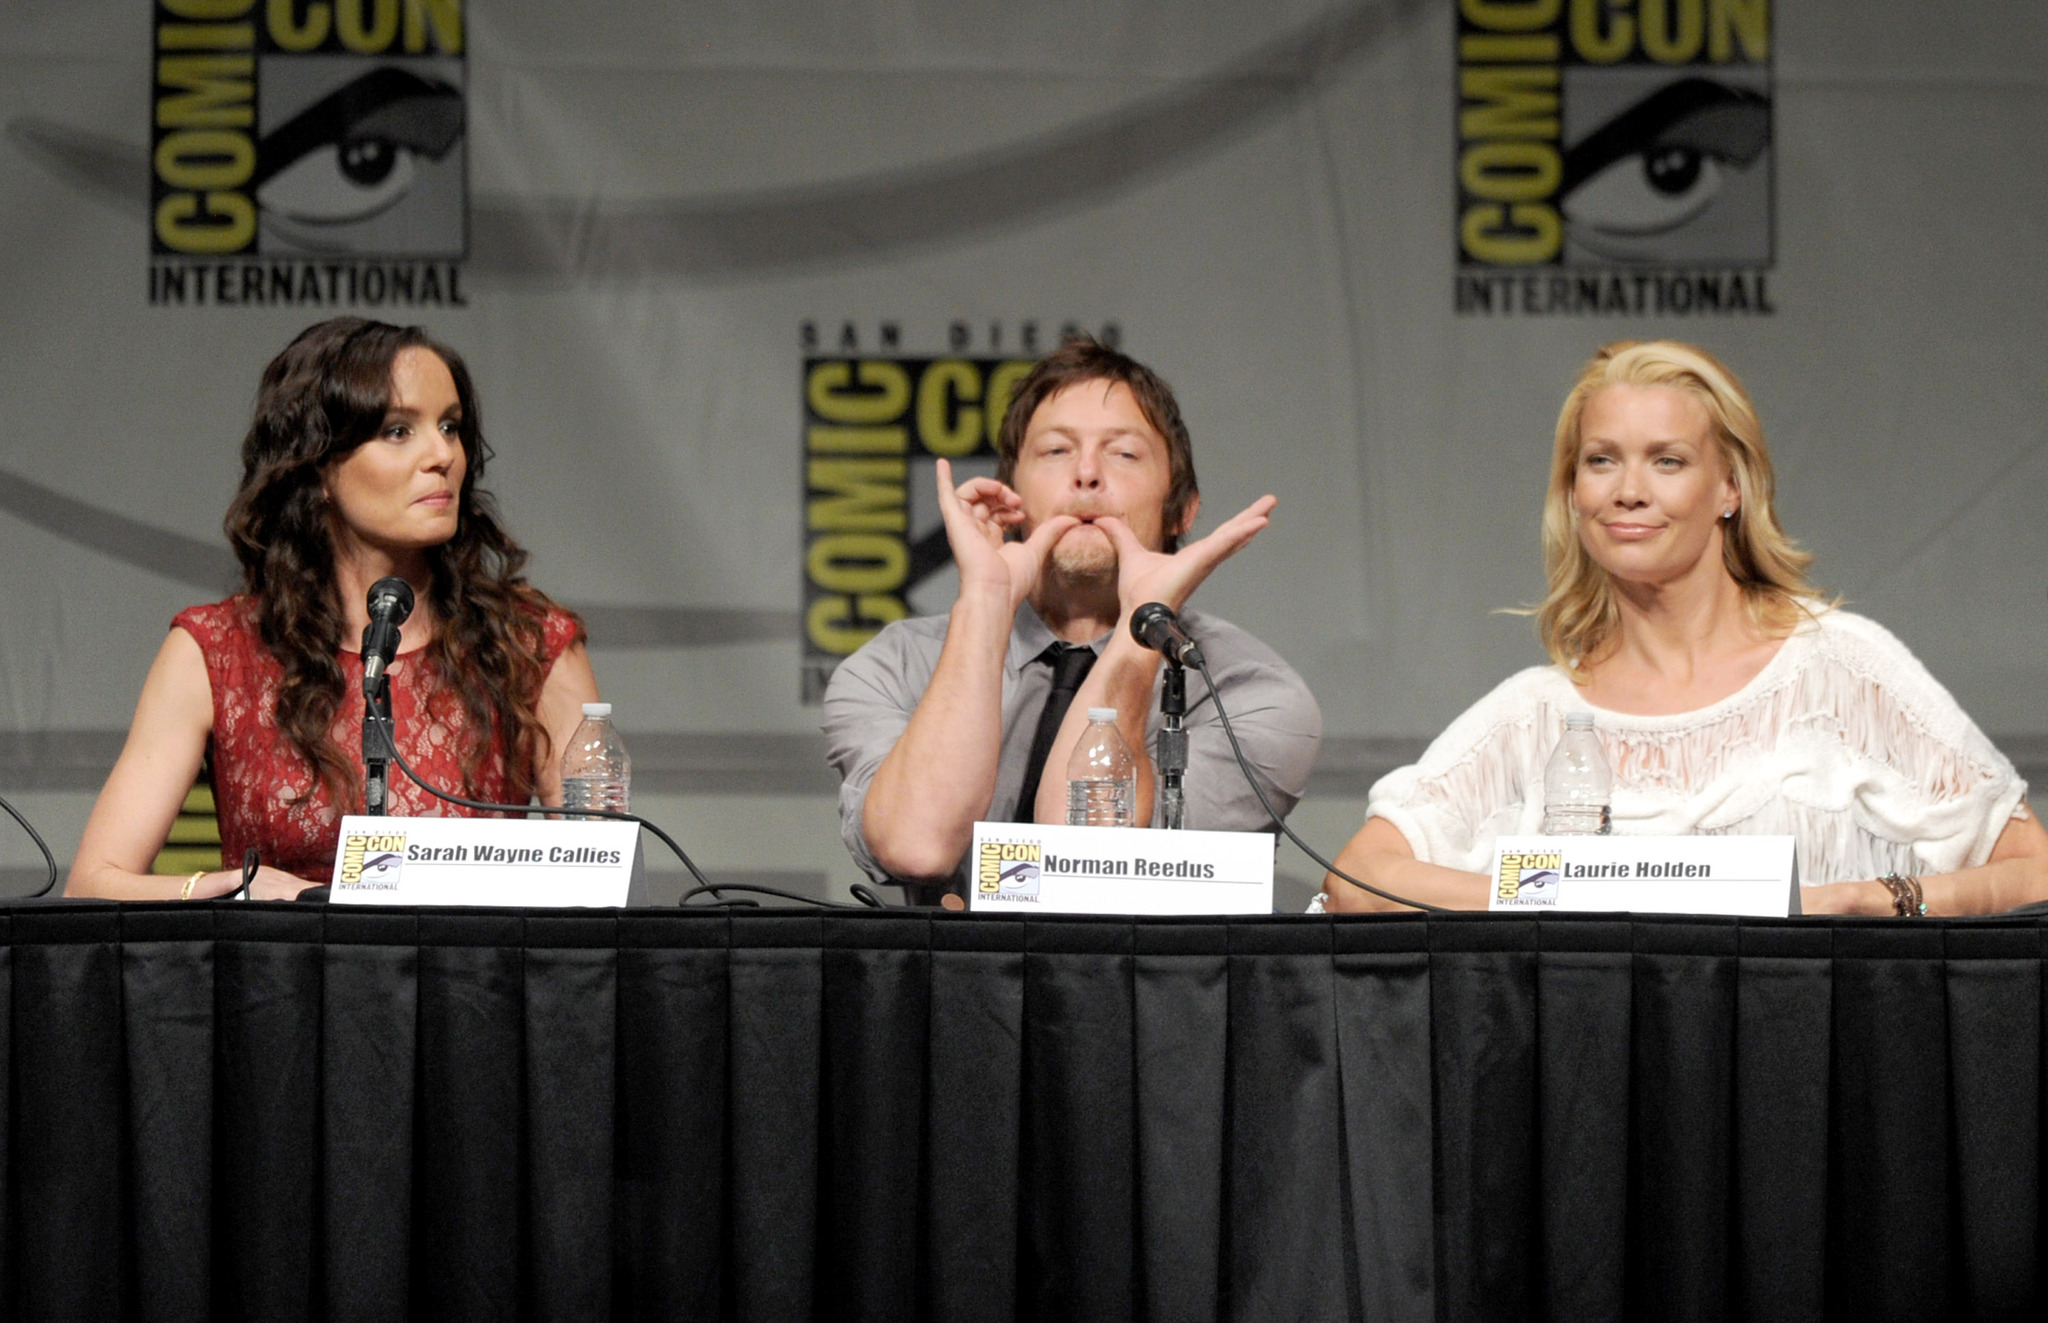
[{"left": 180, "top": 870, "right": 205, "bottom": 901}]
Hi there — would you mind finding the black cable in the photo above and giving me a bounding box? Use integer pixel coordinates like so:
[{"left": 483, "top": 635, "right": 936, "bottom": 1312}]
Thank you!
[
  {"left": 678, "top": 881, "right": 882, "bottom": 910},
  {"left": 228, "top": 845, "right": 257, "bottom": 900},
  {"left": 1192, "top": 656, "right": 1448, "bottom": 914},
  {"left": 0, "top": 790, "right": 58, "bottom": 898},
  {"left": 370, "top": 712, "right": 714, "bottom": 892}
]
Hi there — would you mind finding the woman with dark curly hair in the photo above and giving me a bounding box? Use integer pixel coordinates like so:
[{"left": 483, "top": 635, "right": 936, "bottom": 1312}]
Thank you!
[{"left": 68, "top": 317, "right": 598, "bottom": 900}]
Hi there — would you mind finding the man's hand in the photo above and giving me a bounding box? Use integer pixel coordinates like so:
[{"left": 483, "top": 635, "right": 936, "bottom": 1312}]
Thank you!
[
  {"left": 935, "top": 458, "right": 1080, "bottom": 609},
  {"left": 1096, "top": 494, "right": 1277, "bottom": 620}
]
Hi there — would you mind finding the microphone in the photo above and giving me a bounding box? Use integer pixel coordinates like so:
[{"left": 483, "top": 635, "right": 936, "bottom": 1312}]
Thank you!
[
  {"left": 360, "top": 577, "right": 415, "bottom": 696},
  {"left": 1130, "top": 601, "right": 1203, "bottom": 668}
]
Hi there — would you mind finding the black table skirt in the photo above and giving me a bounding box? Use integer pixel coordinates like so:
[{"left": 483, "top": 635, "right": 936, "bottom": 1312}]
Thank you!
[{"left": 2, "top": 903, "right": 2042, "bottom": 1322}]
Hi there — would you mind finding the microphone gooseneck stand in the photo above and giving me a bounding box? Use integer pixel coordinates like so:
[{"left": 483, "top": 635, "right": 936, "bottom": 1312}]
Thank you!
[
  {"left": 1133, "top": 600, "right": 1200, "bottom": 831},
  {"left": 358, "top": 574, "right": 414, "bottom": 816},
  {"left": 362, "top": 678, "right": 393, "bottom": 816},
  {"left": 1156, "top": 659, "right": 1188, "bottom": 830}
]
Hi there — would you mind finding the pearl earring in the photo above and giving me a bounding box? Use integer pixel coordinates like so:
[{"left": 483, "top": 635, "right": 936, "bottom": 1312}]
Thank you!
[{"left": 1722, "top": 508, "right": 1734, "bottom": 520}]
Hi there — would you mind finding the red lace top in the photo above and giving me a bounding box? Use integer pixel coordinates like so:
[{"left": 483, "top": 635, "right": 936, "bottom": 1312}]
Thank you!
[{"left": 174, "top": 596, "right": 585, "bottom": 882}]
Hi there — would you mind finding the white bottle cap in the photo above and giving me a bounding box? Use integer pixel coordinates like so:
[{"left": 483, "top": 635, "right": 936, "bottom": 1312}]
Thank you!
[
  {"left": 582, "top": 702, "right": 613, "bottom": 718},
  {"left": 1088, "top": 707, "right": 1117, "bottom": 723},
  {"left": 1565, "top": 711, "right": 1594, "bottom": 730}
]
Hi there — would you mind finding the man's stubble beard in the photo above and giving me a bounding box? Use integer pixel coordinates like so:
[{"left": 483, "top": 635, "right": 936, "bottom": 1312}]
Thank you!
[{"left": 1042, "top": 529, "right": 1118, "bottom": 595}]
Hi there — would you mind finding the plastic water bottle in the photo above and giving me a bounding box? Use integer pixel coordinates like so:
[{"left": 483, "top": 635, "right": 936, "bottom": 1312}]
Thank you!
[
  {"left": 560, "top": 701, "right": 632, "bottom": 814},
  {"left": 1543, "top": 711, "right": 1612, "bottom": 835},
  {"left": 1066, "top": 707, "right": 1137, "bottom": 828}
]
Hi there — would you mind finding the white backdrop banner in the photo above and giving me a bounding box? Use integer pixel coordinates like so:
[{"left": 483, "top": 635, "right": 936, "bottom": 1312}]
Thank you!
[{"left": 2, "top": 1, "right": 2043, "bottom": 892}]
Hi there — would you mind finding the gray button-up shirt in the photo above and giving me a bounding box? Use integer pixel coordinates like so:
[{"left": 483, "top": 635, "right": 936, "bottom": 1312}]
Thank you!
[{"left": 821, "top": 602, "right": 1323, "bottom": 888}]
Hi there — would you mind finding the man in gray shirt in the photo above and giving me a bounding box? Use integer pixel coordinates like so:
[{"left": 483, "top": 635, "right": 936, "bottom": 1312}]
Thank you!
[{"left": 822, "top": 338, "right": 1322, "bottom": 903}]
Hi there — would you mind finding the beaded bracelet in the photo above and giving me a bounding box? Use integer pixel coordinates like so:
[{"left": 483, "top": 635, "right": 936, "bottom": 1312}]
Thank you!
[{"left": 1878, "top": 871, "right": 1926, "bottom": 917}]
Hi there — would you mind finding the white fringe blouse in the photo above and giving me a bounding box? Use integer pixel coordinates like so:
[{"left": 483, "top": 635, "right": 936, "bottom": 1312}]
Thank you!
[{"left": 1366, "top": 608, "right": 2028, "bottom": 885}]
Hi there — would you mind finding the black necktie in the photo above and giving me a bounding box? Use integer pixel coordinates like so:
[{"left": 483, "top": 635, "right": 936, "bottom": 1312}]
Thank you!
[{"left": 1012, "top": 642, "right": 1097, "bottom": 822}]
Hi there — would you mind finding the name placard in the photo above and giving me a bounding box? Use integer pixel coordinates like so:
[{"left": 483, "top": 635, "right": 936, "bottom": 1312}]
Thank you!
[
  {"left": 330, "top": 815, "right": 640, "bottom": 907},
  {"left": 967, "top": 821, "right": 1274, "bottom": 915},
  {"left": 1487, "top": 835, "right": 1799, "bottom": 917}
]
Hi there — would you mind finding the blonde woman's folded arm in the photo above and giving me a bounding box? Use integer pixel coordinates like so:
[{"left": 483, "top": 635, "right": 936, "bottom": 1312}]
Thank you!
[{"left": 1323, "top": 816, "right": 1491, "bottom": 912}]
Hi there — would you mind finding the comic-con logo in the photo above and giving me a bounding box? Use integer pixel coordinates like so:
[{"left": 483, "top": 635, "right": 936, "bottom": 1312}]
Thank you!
[
  {"left": 337, "top": 831, "right": 406, "bottom": 890},
  {"left": 977, "top": 840, "right": 1043, "bottom": 902},
  {"left": 1455, "top": 0, "right": 1772, "bottom": 317},
  {"left": 1496, "top": 851, "right": 1562, "bottom": 906},
  {"left": 796, "top": 341, "right": 1021, "bottom": 702},
  {"left": 148, "top": 0, "right": 466, "bottom": 305}
]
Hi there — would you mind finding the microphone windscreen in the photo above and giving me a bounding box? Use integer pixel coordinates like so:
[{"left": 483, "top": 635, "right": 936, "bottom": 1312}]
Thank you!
[
  {"left": 367, "top": 576, "right": 415, "bottom": 624},
  {"left": 1131, "top": 601, "right": 1173, "bottom": 647}
]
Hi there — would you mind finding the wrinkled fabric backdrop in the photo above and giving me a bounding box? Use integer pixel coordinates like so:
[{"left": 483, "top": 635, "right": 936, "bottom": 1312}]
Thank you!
[{"left": 0, "top": 1, "right": 2042, "bottom": 904}]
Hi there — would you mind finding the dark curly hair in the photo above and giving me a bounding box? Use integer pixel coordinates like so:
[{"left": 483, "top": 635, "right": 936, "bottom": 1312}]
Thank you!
[{"left": 223, "top": 316, "right": 575, "bottom": 810}]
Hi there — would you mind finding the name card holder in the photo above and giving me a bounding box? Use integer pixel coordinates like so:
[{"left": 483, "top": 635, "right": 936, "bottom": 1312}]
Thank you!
[
  {"left": 968, "top": 821, "right": 1274, "bottom": 915},
  {"left": 330, "top": 814, "right": 644, "bottom": 907},
  {"left": 1487, "top": 834, "right": 1799, "bottom": 917}
]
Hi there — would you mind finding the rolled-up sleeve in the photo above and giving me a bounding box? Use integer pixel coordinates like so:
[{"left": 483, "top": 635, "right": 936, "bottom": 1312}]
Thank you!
[{"left": 820, "top": 622, "right": 935, "bottom": 880}]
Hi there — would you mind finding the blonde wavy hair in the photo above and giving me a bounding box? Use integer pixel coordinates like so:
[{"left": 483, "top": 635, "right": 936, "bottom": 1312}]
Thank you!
[{"left": 1534, "top": 340, "right": 1819, "bottom": 676}]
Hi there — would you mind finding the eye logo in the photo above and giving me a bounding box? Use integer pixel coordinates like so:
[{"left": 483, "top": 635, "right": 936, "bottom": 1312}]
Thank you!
[
  {"left": 256, "top": 62, "right": 466, "bottom": 257},
  {"left": 148, "top": 1, "right": 466, "bottom": 273},
  {"left": 256, "top": 67, "right": 463, "bottom": 241},
  {"left": 1454, "top": 0, "right": 1773, "bottom": 316},
  {"left": 1561, "top": 75, "right": 1770, "bottom": 265},
  {"left": 997, "top": 859, "right": 1042, "bottom": 899}
]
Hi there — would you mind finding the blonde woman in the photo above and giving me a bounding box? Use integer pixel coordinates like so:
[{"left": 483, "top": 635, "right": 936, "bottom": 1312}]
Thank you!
[{"left": 1324, "top": 340, "right": 2048, "bottom": 915}]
